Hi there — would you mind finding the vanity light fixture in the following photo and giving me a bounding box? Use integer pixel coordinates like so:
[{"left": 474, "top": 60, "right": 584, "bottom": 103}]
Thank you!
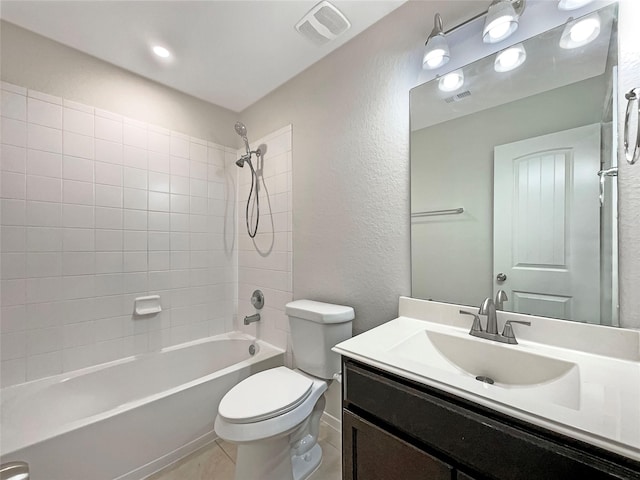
[
  {"left": 152, "top": 45, "right": 171, "bottom": 58},
  {"left": 557, "top": 0, "right": 595, "bottom": 11},
  {"left": 422, "top": 1, "right": 526, "bottom": 70},
  {"left": 494, "top": 43, "right": 526, "bottom": 72},
  {"left": 423, "top": 14, "right": 450, "bottom": 70},
  {"left": 438, "top": 70, "right": 465, "bottom": 92},
  {"left": 559, "top": 13, "right": 601, "bottom": 49},
  {"left": 483, "top": 0, "right": 526, "bottom": 44}
]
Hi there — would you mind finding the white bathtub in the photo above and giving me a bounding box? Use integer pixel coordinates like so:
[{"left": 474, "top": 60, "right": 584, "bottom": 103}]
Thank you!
[{"left": 0, "top": 332, "right": 284, "bottom": 480}]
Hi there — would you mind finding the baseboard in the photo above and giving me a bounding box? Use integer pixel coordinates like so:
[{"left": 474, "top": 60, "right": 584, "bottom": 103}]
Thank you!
[{"left": 321, "top": 411, "right": 341, "bottom": 434}]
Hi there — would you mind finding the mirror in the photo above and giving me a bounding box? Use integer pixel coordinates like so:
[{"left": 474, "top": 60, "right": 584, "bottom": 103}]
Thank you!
[{"left": 410, "top": 4, "right": 618, "bottom": 326}]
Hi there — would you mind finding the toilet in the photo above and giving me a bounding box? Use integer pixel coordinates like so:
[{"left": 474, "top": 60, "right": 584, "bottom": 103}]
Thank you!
[{"left": 214, "top": 299, "right": 354, "bottom": 480}]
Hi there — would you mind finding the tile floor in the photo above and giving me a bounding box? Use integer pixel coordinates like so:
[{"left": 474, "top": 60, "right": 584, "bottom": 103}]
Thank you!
[{"left": 147, "top": 421, "right": 342, "bottom": 480}]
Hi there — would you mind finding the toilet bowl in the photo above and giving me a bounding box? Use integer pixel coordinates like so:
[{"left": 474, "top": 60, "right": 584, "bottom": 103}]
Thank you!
[
  {"left": 214, "top": 300, "right": 354, "bottom": 480},
  {"left": 214, "top": 367, "right": 328, "bottom": 480}
]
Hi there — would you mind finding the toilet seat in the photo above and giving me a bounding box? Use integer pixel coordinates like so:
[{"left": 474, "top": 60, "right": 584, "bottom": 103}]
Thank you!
[
  {"left": 218, "top": 367, "right": 313, "bottom": 424},
  {"left": 214, "top": 368, "right": 329, "bottom": 443}
]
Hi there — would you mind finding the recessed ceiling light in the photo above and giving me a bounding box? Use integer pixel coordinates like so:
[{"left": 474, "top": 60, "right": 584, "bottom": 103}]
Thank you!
[
  {"left": 152, "top": 45, "right": 171, "bottom": 58},
  {"left": 494, "top": 43, "right": 526, "bottom": 72},
  {"left": 559, "top": 14, "right": 600, "bottom": 49},
  {"left": 438, "top": 71, "right": 464, "bottom": 92}
]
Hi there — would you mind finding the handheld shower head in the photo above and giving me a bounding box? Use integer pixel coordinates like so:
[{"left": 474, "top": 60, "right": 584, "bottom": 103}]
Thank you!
[
  {"left": 234, "top": 121, "right": 251, "bottom": 155},
  {"left": 234, "top": 121, "right": 247, "bottom": 137}
]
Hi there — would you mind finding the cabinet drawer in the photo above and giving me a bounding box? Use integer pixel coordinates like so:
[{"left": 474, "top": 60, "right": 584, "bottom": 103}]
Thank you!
[
  {"left": 343, "top": 409, "right": 454, "bottom": 480},
  {"left": 344, "top": 360, "right": 640, "bottom": 480}
]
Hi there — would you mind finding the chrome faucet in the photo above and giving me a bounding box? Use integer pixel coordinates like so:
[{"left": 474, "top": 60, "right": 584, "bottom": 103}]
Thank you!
[
  {"left": 495, "top": 289, "right": 508, "bottom": 311},
  {"left": 479, "top": 297, "right": 498, "bottom": 335},
  {"left": 243, "top": 313, "right": 261, "bottom": 325},
  {"left": 459, "top": 297, "right": 531, "bottom": 344}
]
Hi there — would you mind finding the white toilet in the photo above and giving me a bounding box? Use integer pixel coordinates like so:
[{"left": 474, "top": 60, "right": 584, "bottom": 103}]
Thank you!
[{"left": 214, "top": 299, "right": 354, "bottom": 480}]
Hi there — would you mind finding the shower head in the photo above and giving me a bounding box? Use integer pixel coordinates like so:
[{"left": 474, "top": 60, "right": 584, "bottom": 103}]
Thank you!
[
  {"left": 234, "top": 121, "right": 251, "bottom": 155},
  {"left": 234, "top": 121, "right": 247, "bottom": 137},
  {"left": 235, "top": 153, "right": 252, "bottom": 168}
]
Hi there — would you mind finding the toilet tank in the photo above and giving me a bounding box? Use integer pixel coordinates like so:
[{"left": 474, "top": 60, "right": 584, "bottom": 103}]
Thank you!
[{"left": 285, "top": 300, "right": 354, "bottom": 379}]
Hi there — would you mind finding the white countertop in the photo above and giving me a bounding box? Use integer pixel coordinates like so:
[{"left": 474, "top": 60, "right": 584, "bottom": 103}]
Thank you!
[{"left": 334, "top": 297, "right": 640, "bottom": 462}]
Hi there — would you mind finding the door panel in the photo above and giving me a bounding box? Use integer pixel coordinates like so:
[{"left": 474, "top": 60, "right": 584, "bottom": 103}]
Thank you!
[{"left": 494, "top": 124, "right": 600, "bottom": 323}]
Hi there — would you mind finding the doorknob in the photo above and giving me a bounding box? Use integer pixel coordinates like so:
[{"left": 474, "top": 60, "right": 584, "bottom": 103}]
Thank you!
[{"left": 496, "top": 273, "right": 507, "bottom": 282}]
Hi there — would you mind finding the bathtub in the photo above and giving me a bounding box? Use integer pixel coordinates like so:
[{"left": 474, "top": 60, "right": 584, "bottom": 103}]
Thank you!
[{"left": 0, "top": 332, "right": 284, "bottom": 480}]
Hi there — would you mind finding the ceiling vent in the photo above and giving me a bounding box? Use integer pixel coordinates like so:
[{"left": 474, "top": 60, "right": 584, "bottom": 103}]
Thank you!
[
  {"left": 444, "top": 90, "right": 472, "bottom": 103},
  {"left": 295, "top": 1, "right": 351, "bottom": 46}
]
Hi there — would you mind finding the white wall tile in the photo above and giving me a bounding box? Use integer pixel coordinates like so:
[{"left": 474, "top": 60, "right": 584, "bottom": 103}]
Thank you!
[
  {"left": 1, "top": 253, "right": 25, "bottom": 279},
  {"left": 148, "top": 129, "right": 170, "bottom": 153},
  {"left": 95, "top": 184, "right": 123, "bottom": 208},
  {"left": 63, "top": 156, "right": 94, "bottom": 182},
  {"left": 27, "top": 149, "right": 62, "bottom": 178},
  {"left": 27, "top": 123, "right": 61, "bottom": 153},
  {"left": 27, "top": 97, "right": 62, "bottom": 128},
  {"left": 123, "top": 145, "right": 147, "bottom": 169},
  {"left": 170, "top": 134, "right": 190, "bottom": 158},
  {"left": 63, "top": 228, "right": 95, "bottom": 251},
  {"left": 95, "top": 206, "right": 122, "bottom": 229},
  {"left": 1, "top": 173, "right": 26, "bottom": 203},
  {"left": 95, "top": 139, "right": 123, "bottom": 164},
  {"left": 95, "top": 162, "right": 123, "bottom": 186},
  {"left": 122, "top": 186, "right": 146, "bottom": 210},
  {"left": 27, "top": 252, "right": 62, "bottom": 277},
  {"left": 170, "top": 156, "right": 189, "bottom": 177},
  {"left": 123, "top": 166, "right": 147, "bottom": 190},
  {"left": 62, "top": 252, "right": 95, "bottom": 276},
  {"left": 1, "top": 199, "right": 25, "bottom": 226},
  {"left": 27, "top": 351, "right": 62, "bottom": 381},
  {"left": 63, "top": 179, "right": 94, "bottom": 205},
  {"left": 124, "top": 209, "right": 147, "bottom": 230},
  {"left": 95, "top": 230, "right": 123, "bottom": 251},
  {"left": 96, "top": 252, "right": 123, "bottom": 274},
  {"left": 63, "top": 131, "right": 94, "bottom": 159},
  {"left": 63, "top": 204, "right": 94, "bottom": 228},
  {"left": 64, "top": 107, "right": 94, "bottom": 136},
  {"left": 25, "top": 277, "right": 62, "bottom": 304},
  {"left": 148, "top": 151, "right": 170, "bottom": 173},
  {"left": 124, "top": 123, "right": 147, "bottom": 149},
  {"left": 95, "top": 115, "right": 122, "bottom": 143},
  {"left": 26, "top": 226, "right": 62, "bottom": 252},
  {"left": 2, "top": 90, "right": 27, "bottom": 121},
  {"left": 1, "top": 144, "right": 26, "bottom": 173},
  {"left": 1, "top": 86, "right": 237, "bottom": 383}
]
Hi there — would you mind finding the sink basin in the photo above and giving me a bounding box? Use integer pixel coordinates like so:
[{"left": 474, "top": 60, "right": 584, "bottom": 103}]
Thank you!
[
  {"left": 388, "top": 328, "right": 580, "bottom": 409},
  {"left": 425, "top": 331, "right": 576, "bottom": 386}
]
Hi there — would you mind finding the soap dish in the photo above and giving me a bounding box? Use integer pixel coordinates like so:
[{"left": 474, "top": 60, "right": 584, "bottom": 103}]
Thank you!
[{"left": 134, "top": 295, "right": 162, "bottom": 316}]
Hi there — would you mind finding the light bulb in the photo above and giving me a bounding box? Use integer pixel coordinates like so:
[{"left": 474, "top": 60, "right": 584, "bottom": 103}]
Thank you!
[
  {"left": 559, "top": 13, "right": 601, "bottom": 49},
  {"left": 152, "top": 45, "right": 171, "bottom": 58},
  {"left": 494, "top": 44, "right": 526, "bottom": 72},
  {"left": 438, "top": 71, "right": 464, "bottom": 92}
]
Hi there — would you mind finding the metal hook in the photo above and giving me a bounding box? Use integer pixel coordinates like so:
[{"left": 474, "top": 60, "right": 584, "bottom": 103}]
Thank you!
[{"left": 624, "top": 88, "right": 640, "bottom": 165}]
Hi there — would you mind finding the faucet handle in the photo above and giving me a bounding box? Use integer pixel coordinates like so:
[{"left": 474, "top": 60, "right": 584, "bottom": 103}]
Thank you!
[
  {"left": 501, "top": 320, "right": 531, "bottom": 344},
  {"left": 459, "top": 310, "right": 483, "bottom": 333}
]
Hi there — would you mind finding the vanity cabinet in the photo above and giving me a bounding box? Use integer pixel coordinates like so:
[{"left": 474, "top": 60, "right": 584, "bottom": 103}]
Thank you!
[{"left": 342, "top": 359, "right": 640, "bottom": 480}]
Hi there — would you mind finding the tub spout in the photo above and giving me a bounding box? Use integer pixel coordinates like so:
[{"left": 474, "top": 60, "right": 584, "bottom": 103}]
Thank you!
[{"left": 243, "top": 313, "right": 261, "bottom": 325}]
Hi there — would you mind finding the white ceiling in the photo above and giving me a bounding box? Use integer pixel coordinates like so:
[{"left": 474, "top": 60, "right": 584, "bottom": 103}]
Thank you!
[{"left": 0, "top": 0, "right": 405, "bottom": 112}]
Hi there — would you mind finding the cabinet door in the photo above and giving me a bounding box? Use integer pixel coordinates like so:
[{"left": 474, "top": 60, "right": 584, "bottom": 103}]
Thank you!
[{"left": 343, "top": 410, "right": 453, "bottom": 480}]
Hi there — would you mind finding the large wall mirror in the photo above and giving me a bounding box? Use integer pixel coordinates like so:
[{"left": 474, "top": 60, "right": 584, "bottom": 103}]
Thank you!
[{"left": 410, "top": 4, "right": 618, "bottom": 326}]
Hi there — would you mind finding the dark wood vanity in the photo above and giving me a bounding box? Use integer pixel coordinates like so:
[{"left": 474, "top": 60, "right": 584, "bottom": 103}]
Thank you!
[{"left": 342, "top": 358, "right": 640, "bottom": 480}]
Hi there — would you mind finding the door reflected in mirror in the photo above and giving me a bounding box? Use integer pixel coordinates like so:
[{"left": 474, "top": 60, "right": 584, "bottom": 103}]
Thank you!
[{"left": 410, "top": 4, "right": 618, "bottom": 326}]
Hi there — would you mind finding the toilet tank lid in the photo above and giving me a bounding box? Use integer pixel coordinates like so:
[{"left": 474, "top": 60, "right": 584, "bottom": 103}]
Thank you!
[{"left": 285, "top": 300, "right": 354, "bottom": 324}]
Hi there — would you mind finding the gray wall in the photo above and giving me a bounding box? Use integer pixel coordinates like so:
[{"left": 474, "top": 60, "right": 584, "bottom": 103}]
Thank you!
[
  {"left": 0, "top": 21, "right": 238, "bottom": 146},
  {"left": 240, "top": 1, "right": 483, "bottom": 335},
  {"left": 411, "top": 75, "right": 607, "bottom": 308}
]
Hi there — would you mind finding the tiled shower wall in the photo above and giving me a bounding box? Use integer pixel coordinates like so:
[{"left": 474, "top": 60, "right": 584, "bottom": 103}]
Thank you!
[
  {"left": 0, "top": 82, "right": 236, "bottom": 387},
  {"left": 236, "top": 125, "right": 293, "bottom": 364}
]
